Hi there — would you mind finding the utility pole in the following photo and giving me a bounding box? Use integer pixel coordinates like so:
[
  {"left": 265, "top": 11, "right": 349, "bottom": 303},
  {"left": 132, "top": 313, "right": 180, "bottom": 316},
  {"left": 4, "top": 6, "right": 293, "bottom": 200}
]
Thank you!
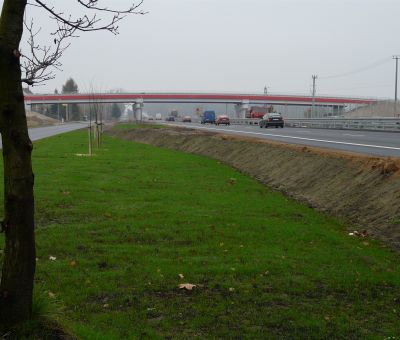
[
  {"left": 264, "top": 85, "right": 268, "bottom": 108},
  {"left": 394, "top": 55, "right": 399, "bottom": 117},
  {"left": 311, "top": 75, "right": 318, "bottom": 118}
]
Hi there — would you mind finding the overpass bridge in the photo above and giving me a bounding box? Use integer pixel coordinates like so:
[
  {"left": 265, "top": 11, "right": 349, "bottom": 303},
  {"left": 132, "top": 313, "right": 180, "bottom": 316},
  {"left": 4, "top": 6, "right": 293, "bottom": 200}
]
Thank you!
[{"left": 24, "top": 92, "right": 377, "bottom": 119}]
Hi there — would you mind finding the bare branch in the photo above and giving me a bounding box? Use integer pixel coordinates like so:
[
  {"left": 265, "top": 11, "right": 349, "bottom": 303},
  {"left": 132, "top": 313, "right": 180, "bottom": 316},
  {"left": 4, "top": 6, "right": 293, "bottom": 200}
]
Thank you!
[
  {"left": 33, "top": 0, "right": 146, "bottom": 35},
  {"left": 21, "top": 0, "right": 146, "bottom": 85},
  {"left": 21, "top": 18, "right": 73, "bottom": 85},
  {"left": 76, "top": 0, "right": 146, "bottom": 15}
]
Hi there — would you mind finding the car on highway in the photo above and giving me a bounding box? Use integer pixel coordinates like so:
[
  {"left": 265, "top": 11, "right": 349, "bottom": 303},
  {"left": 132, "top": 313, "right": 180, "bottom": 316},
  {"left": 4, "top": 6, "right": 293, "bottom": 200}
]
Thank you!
[
  {"left": 201, "top": 110, "right": 216, "bottom": 124},
  {"left": 215, "top": 115, "right": 230, "bottom": 126},
  {"left": 182, "top": 115, "right": 192, "bottom": 123},
  {"left": 165, "top": 116, "right": 175, "bottom": 122},
  {"left": 259, "top": 113, "right": 284, "bottom": 128}
]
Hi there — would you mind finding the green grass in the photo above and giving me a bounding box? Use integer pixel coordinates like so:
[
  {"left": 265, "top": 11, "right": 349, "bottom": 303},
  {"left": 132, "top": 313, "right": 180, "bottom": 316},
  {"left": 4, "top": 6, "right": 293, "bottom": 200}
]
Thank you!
[
  {"left": 0, "top": 129, "right": 399, "bottom": 339},
  {"left": 112, "top": 123, "right": 165, "bottom": 130}
]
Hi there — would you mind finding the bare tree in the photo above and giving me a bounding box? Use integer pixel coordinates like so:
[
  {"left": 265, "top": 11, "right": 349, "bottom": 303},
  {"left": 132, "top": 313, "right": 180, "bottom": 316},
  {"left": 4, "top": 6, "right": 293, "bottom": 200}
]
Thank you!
[{"left": 0, "top": 0, "right": 145, "bottom": 328}]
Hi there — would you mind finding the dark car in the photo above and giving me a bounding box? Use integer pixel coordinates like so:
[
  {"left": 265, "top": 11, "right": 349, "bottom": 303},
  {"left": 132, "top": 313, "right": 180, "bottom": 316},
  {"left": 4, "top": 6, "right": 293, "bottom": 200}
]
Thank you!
[
  {"left": 259, "top": 113, "right": 284, "bottom": 128},
  {"left": 216, "top": 115, "right": 230, "bottom": 126},
  {"left": 165, "top": 116, "right": 175, "bottom": 122}
]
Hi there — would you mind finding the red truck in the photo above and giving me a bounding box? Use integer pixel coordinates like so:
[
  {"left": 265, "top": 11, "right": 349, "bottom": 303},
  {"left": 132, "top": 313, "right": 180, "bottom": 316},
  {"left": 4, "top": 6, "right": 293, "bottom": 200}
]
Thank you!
[{"left": 246, "top": 105, "right": 275, "bottom": 119}]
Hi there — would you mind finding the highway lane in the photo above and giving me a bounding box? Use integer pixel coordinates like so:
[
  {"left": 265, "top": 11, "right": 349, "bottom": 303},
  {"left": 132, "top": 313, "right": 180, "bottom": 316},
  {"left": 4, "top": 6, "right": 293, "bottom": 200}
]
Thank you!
[
  {"left": 0, "top": 122, "right": 86, "bottom": 149},
  {"left": 167, "top": 122, "right": 400, "bottom": 158}
]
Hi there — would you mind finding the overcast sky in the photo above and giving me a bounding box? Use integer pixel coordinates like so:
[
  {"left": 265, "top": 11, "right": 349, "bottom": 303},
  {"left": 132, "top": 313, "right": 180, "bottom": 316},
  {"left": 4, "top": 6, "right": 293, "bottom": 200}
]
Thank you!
[{"left": 3, "top": 0, "right": 400, "bottom": 98}]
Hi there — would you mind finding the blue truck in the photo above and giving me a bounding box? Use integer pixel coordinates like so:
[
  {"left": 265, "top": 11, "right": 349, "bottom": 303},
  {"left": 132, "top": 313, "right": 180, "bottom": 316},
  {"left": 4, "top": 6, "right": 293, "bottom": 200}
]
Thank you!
[{"left": 201, "top": 110, "right": 216, "bottom": 124}]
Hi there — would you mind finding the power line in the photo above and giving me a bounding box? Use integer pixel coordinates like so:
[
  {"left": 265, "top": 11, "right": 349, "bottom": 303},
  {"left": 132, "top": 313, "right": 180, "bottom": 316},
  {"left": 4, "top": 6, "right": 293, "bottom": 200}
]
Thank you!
[{"left": 320, "top": 57, "right": 392, "bottom": 80}]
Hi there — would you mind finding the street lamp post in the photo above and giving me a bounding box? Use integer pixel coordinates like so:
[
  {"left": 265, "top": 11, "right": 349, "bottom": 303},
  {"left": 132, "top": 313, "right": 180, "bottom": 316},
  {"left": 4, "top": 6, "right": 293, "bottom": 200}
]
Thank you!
[{"left": 264, "top": 85, "right": 269, "bottom": 108}]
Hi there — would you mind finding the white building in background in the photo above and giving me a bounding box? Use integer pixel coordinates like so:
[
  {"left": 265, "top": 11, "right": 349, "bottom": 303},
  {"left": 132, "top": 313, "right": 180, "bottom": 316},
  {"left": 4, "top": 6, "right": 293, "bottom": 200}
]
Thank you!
[{"left": 120, "top": 104, "right": 132, "bottom": 121}]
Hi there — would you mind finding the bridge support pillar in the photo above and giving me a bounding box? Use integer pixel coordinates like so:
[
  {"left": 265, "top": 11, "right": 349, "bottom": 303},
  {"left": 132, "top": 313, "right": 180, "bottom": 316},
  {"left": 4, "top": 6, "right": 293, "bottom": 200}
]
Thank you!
[
  {"left": 331, "top": 105, "right": 344, "bottom": 116},
  {"left": 132, "top": 99, "right": 144, "bottom": 121},
  {"left": 234, "top": 100, "right": 250, "bottom": 118}
]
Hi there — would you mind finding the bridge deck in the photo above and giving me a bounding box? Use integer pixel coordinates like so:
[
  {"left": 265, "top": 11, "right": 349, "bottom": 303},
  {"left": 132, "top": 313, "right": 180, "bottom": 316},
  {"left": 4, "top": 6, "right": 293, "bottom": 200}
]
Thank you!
[{"left": 25, "top": 93, "right": 376, "bottom": 106}]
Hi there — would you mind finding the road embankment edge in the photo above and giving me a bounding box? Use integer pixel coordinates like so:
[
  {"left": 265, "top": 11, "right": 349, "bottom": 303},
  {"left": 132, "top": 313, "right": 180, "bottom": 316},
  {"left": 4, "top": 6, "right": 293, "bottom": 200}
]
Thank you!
[{"left": 107, "top": 126, "right": 400, "bottom": 250}]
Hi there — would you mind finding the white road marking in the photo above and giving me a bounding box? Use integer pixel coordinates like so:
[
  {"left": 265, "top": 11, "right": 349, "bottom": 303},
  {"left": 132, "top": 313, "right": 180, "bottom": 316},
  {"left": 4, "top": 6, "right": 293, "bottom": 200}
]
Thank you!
[
  {"left": 342, "top": 134, "right": 365, "bottom": 137},
  {"left": 177, "top": 124, "right": 400, "bottom": 151}
]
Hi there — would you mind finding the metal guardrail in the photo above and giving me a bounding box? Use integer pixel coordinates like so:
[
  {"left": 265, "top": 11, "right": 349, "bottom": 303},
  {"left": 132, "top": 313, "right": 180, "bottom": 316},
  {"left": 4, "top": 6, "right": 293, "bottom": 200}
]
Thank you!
[
  {"left": 230, "top": 118, "right": 400, "bottom": 132},
  {"left": 230, "top": 118, "right": 261, "bottom": 125}
]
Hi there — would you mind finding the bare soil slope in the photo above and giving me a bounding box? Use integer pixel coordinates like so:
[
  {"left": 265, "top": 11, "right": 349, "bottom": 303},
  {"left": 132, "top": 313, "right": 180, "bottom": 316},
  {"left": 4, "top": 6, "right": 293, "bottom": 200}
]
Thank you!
[
  {"left": 346, "top": 101, "right": 399, "bottom": 118},
  {"left": 108, "top": 126, "right": 400, "bottom": 250},
  {"left": 26, "top": 111, "right": 58, "bottom": 127}
]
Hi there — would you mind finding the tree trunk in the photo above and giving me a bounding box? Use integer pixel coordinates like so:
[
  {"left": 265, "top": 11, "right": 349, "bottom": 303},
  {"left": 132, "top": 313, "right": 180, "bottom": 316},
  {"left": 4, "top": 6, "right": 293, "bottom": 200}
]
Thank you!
[{"left": 0, "top": 0, "right": 36, "bottom": 327}]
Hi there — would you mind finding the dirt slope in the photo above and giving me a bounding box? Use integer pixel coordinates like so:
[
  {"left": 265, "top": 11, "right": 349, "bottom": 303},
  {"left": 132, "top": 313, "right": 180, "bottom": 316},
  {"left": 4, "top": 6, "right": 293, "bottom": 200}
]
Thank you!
[
  {"left": 26, "top": 111, "right": 58, "bottom": 127},
  {"left": 107, "top": 126, "right": 400, "bottom": 250},
  {"left": 346, "top": 101, "right": 399, "bottom": 118}
]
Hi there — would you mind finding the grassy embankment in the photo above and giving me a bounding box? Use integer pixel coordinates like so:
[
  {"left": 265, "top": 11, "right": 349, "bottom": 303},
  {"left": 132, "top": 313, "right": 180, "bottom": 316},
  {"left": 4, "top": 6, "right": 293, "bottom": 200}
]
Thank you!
[{"left": 0, "top": 126, "right": 399, "bottom": 338}]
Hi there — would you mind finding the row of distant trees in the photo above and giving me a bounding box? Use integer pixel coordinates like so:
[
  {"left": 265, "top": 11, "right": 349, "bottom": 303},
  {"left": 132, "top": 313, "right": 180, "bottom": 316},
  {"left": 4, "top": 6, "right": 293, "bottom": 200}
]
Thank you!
[{"left": 28, "top": 77, "right": 123, "bottom": 121}]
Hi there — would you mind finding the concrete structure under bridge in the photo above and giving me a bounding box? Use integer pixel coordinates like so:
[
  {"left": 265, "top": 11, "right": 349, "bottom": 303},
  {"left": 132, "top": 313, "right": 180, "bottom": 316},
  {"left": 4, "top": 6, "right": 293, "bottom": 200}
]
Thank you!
[{"left": 25, "top": 92, "right": 377, "bottom": 120}]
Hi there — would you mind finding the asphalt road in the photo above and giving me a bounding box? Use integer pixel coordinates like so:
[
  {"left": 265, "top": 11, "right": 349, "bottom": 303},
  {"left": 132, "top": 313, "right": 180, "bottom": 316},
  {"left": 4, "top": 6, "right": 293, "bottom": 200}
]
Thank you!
[
  {"left": 167, "top": 122, "right": 400, "bottom": 158},
  {"left": 5, "top": 121, "right": 397, "bottom": 158},
  {"left": 0, "top": 122, "right": 86, "bottom": 149}
]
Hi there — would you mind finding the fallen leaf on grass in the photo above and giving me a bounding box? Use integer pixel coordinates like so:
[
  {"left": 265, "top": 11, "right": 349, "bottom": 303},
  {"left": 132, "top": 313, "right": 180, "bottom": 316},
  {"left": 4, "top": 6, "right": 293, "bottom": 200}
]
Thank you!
[
  {"left": 48, "top": 291, "right": 56, "bottom": 298},
  {"left": 49, "top": 256, "right": 57, "bottom": 261},
  {"left": 178, "top": 273, "right": 184, "bottom": 279},
  {"left": 227, "top": 178, "right": 237, "bottom": 185},
  {"left": 178, "top": 283, "right": 196, "bottom": 291},
  {"left": 229, "top": 287, "right": 235, "bottom": 292},
  {"left": 103, "top": 304, "right": 109, "bottom": 308},
  {"left": 70, "top": 260, "right": 77, "bottom": 267},
  {"left": 348, "top": 230, "right": 368, "bottom": 237}
]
